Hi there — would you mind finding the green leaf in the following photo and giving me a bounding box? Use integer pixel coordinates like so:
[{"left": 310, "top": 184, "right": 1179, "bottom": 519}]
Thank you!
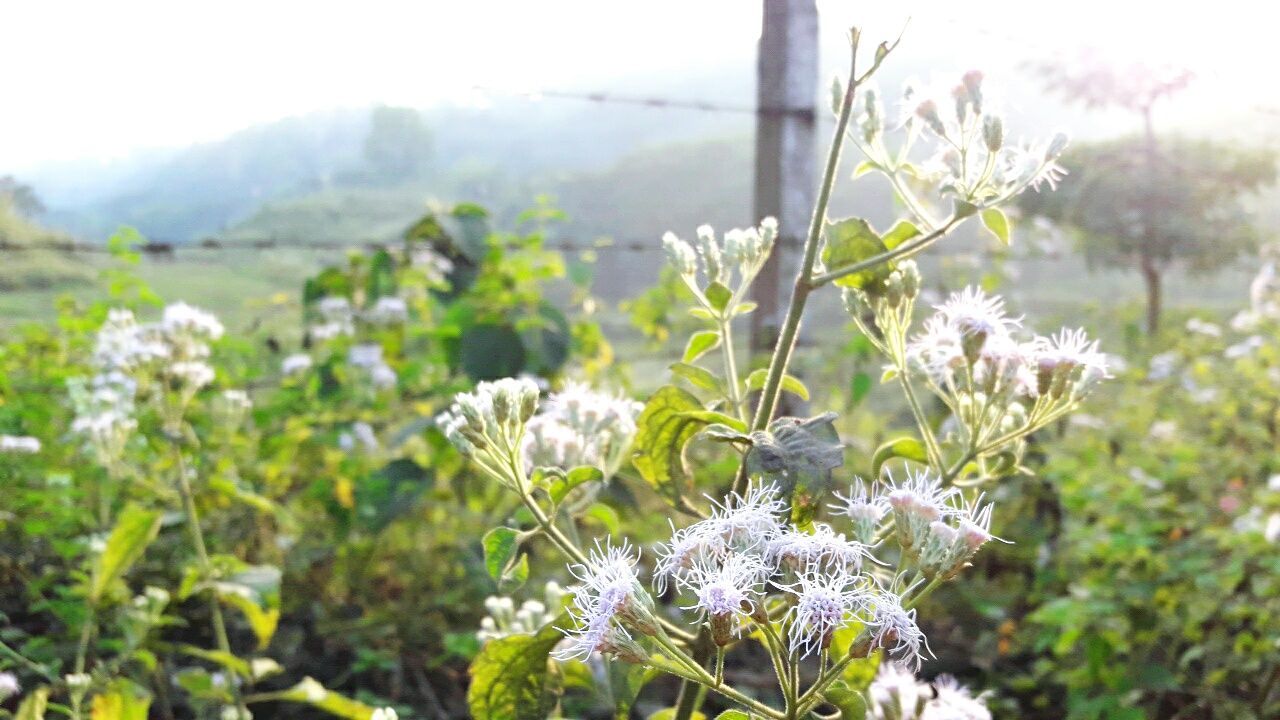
[
  {"left": 745, "top": 369, "right": 810, "bottom": 401},
  {"left": 215, "top": 566, "right": 282, "bottom": 650},
  {"left": 675, "top": 410, "right": 747, "bottom": 433},
  {"left": 482, "top": 527, "right": 521, "bottom": 582},
  {"left": 499, "top": 554, "right": 529, "bottom": 593},
  {"left": 632, "top": 386, "right": 713, "bottom": 507},
  {"left": 733, "top": 301, "right": 758, "bottom": 315},
  {"left": 872, "top": 437, "right": 928, "bottom": 477},
  {"left": 702, "top": 423, "right": 752, "bottom": 444},
  {"left": 15, "top": 687, "right": 49, "bottom": 720},
  {"left": 669, "top": 362, "right": 722, "bottom": 394},
  {"left": 648, "top": 711, "right": 705, "bottom": 720},
  {"left": 822, "top": 682, "right": 869, "bottom": 720},
  {"left": 583, "top": 503, "right": 621, "bottom": 535},
  {"left": 745, "top": 413, "right": 845, "bottom": 524},
  {"left": 953, "top": 199, "right": 979, "bottom": 219},
  {"left": 852, "top": 160, "right": 879, "bottom": 178},
  {"left": 178, "top": 645, "right": 251, "bottom": 678},
  {"left": 820, "top": 217, "right": 893, "bottom": 289},
  {"left": 850, "top": 372, "right": 873, "bottom": 406},
  {"left": 548, "top": 466, "right": 604, "bottom": 505},
  {"left": 468, "top": 613, "right": 569, "bottom": 720},
  {"left": 91, "top": 679, "right": 151, "bottom": 720},
  {"left": 609, "top": 659, "right": 660, "bottom": 718},
  {"left": 269, "top": 677, "right": 378, "bottom": 720},
  {"left": 980, "top": 207, "right": 1010, "bottom": 244},
  {"left": 90, "top": 504, "right": 162, "bottom": 602},
  {"left": 683, "top": 330, "right": 722, "bottom": 363},
  {"left": 704, "top": 281, "right": 734, "bottom": 312},
  {"left": 458, "top": 323, "right": 526, "bottom": 382},
  {"left": 882, "top": 219, "right": 921, "bottom": 251}
]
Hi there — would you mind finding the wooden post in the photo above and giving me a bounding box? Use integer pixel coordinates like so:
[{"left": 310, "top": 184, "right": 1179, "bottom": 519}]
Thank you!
[{"left": 750, "top": 0, "right": 818, "bottom": 384}]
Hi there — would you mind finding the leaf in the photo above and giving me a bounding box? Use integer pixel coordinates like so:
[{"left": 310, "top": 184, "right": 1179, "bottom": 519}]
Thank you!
[
  {"left": 822, "top": 682, "right": 869, "bottom": 720},
  {"left": 178, "top": 645, "right": 252, "bottom": 678},
  {"left": 631, "top": 386, "right": 714, "bottom": 507},
  {"left": 683, "top": 330, "right": 722, "bottom": 363},
  {"left": 850, "top": 372, "right": 873, "bottom": 406},
  {"left": 702, "top": 424, "right": 752, "bottom": 444},
  {"left": 209, "top": 565, "right": 281, "bottom": 650},
  {"left": 669, "top": 362, "right": 722, "bottom": 394},
  {"left": 852, "top": 160, "right": 879, "bottom": 178},
  {"left": 872, "top": 437, "right": 928, "bottom": 477},
  {"left": 458, "top": 323, "right": 526, "bottom": 381},
  {"left": 882, "top": 220, "right": 921, "bottom": 251},
  {"left": 15, "top": 687, "right": 49, "bottom": 720},
  {"left": 548, "top": 466, "right": 603, "bottom": 505},
  {"left": 482, "top": 527, "right": 521, "bottom": 581},
  {"left": 704, "top": 281, "right": 734, "bottom": 312},
  {"left": 675, "top": 410, "right": 747, "bottom": 433},
  {"left": 90, "top": 504, "right": 162, "bottom": 602},
  {"left": 91, "top": 679, "right": 151, "bottom": 720},
  {"left": 468, "top": 613, "right": 569, "bottom": 720},
  {"left": 609, "top": 661, "right": 660, "bottom": 718},
  {"left": 270, "top": 677, "right": 378, "bottom": 720},
  {"left": 821, "top": 217, "right": 893, "bottom": 289},
  {"left": 648, "top": 711, "right": 706, "bottom": 720},
  {"left": 745, "top": 413, "right": 845, "bottom": 524},
  {"left": 498, "top": 554, "right": 529, "bottom": 593},
  {"left": 583, "top": 503, "right": 620, "bottom": 535},
  {"left": 953, "top": 199, "right": 979, "bottom": 219},
  {"left": 745, "top": 369, "right": 810, "bottom": 401},
  {"left": 980, "top": 207, "right": 1010, "bottom": 244}
]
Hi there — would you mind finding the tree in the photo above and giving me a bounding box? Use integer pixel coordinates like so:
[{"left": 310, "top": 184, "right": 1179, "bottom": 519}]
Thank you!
[
  {"left": 1021, "top": 137, "right": 1274, "bottom": 333},
  {"left": 362, "top": 105, "right": 433, "bottom": 183},
  {"left": 0, "top": 176, "right": 45, "bottom": 217},
  {"left": 1024, "top": 57, "right": 1274, "bottom": 334}
]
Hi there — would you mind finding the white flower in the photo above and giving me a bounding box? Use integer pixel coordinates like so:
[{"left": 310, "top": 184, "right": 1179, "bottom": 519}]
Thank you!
[
  {"left": 935, "top": 287, "right": 1018, "bottom": 352},
  {"left": 369, "top": 363, "right": 397, "bottom": 389},
  {"left": 831, "top": 479, "right": 889, "bottom": 545},
  {"left": 281, "top": 353, "right": 313, "bottom": 375},
  {"left": 0, "top": 671, "right": 19, "bottom": 701},
  {"left": 886, "top": 469, "right": 959, "bottom": 553},
  {"left": 523, "top": 383, "right": 642, "bottom": 478},
  {"left": 867, "top": 663, "right": 930, "bottom": 720},
  {"left": 338, "top": 422, "right": 378, "bottom": 453},
  {"left": 705, "top": 482, "right": 787, "bottom": 553},
  {"left": 767, "top": 523, "right": 873, "bottom": 574},
  {"left": 684, "top": 553, "right": 764, "bottom": 641},
  {"left": 347, "top": 343, "right": 384, "bottom": 368},
  {"left": 365, "top": 296, "right": 408, "bottom": 325},
  {"left": 783, "top": 568, "right": 868, "bottom": 658},
  {"left": 653, "top": 520, "right": 729, "bottom": 593},
  {"left": 370, "top": 709, "right": 398, "bottom": 720},
  {"left": 925, "top": 675, "right": 992, "bottom": 720},
  {"left": 557, "top": 541, "right": 655, "bottom": 660},
  {"left": 916, "top": 496, "right": 1000, "bottom": 580},
  {"left": 1031, "top": 327, "right": 1108, "bottom": 398},
  {"left": 438, "top": 378, "right": 541, "bottom": 459},
  {"left": 865, "top": 587, "right": 929, "bottom": 670},
  {"left": 0, "top": 435, "right": 41, "bottom": 454},
  {"left": 162, "top": 302, "right": 224, "bottom": 340},
  {"left": 169, "top": 360, "right": 215, "bottom": 389}
]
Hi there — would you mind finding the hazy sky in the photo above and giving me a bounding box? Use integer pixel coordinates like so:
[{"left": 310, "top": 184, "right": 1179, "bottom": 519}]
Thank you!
[{"left": 4, "top": 1, "right": 1273, "bottom": 171}]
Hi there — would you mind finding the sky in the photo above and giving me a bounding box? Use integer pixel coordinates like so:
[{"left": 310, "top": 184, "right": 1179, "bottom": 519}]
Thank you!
[{"left": 3, "top": 0, "right": 1276, "bottom": 172}]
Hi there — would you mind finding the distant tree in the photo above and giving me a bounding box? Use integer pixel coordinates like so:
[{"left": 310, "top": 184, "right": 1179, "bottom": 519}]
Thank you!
[
  {"left": 0, "top": 176, "right": 45, "bottom": 217},
  {"left": 1024, "top": 56, "right": 1274, "bottom": 334},
  {"left": 363, "top": 106, "right": 433, "bottom": 183},
  {"left": 1022, "top": 138, "right": 1275, "bottom": 333}
]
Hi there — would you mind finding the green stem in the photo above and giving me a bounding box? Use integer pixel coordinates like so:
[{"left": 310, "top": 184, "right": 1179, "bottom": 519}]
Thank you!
[
  {"left": 648, "top": 653, "right": 784, "bottom": 719},
  {"left": 0, "top": 638, "right": 56, "bottom": 682},
  {"left": 808, "top": 215, "right": 962, "bottom": 288},
  {"left": 738, "top": 32, "right": 865, "bottom": 498},
  {"left": 175, "top": 447, "right": 246, "bottom": 714},
  {"left": 719, "top": 315, "right": 746, "bottom": 421}
]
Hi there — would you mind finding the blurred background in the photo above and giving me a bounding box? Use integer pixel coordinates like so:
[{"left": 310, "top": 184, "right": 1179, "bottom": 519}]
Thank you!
[
  {"left": 4, "top": 3, "right": 1280, "bottom": 719},
  {"left": 3, "top": 1, "right": 1276, "bottom": 330}
]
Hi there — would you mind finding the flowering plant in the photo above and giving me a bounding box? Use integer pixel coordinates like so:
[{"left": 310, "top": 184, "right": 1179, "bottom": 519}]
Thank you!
[{"left": 442, "top": 27, "right": 1106, "bottom": 720}]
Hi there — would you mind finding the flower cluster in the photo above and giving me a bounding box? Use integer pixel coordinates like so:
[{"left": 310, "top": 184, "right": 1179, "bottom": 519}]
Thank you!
[
  {"left": 477, "top": 581, "right": 567, "bottom": 643},
  {"left": 662, "top": 218, "right": 777, "bottom": 309},
  {"left": 865, "top": 663, "right": 991, "bottom": 720},
  {"left": 347, "top": 343, "right": 397, "bottom": 389},
  {"left": 0, "top": 434, "right": 41, "bottom": 454},
  {"left": 436, "top": 377, "right": 541, "bottom": 488},
  {"left": 555, "top": 483, "right": 943, "bottom": 665},
  {"left": 523, "top": 382, "right": 643, "bottom": 481},
  {"left": 902, "top": 287, "right": 1106, "bottom": 452},
  {"left": 554, "top": 541, "right": 655, "bottom": 663},
  {"left": 856, "top": 71, "right": 1068, "bottom": 208}
]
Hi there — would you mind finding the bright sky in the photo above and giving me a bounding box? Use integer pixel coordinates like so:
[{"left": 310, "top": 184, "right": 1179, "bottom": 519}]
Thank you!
[{"left": 3, "top": 0, "right": 1274, "bottom": 171}]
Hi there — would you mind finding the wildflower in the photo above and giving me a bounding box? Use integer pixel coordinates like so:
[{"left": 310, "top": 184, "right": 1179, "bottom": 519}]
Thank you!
[
  {"left": 684, "top": 553, "right": 764, "bottom": 645},
  {"left": 437, "top": 377, "right": 541, "bottom": 465},
  {"left": 865, "top": 588, "right": 929, "bottom": 670},
  {"left": 365, "top": 296, "right": 408, "bottom": 325},
  {"left": 338, "top": 422, "right": 378, "bottom": 453},
  {"left": 867, "top": 663, "right": 930, "bottom": 720},
  {"left": 705, "top": 482, "right": 786, "bottom": 552},
  {"left": 347, "top": 344, "right": 384, "bottom": 368},
  {"left": 916, "top": 495, "right": 1000, "bottom": 581},
  {"left": 64, "top": 672, "right": 92, "bottom": 691},
  {"left": 370, "top": 709, "right": 398, "bottom": 720},
  {"left": 886, "top": 469, "right": 958, "bottom": 554},
  {"left": 162, "top": 301, "right": 224, "bottom": 340},
  {"left": 831, "top": 479, "right": 889, "bottom": 545},
  {"left": 0, "top": 672, "right": 19, "bottom": 701},
  {"left": 557, "top": 541, "right": 657, "bottom": 662},
  {"left": 934, "top": 287, "right": 1017, "bottom": 360},
  {"left": 767, "top": 523, "right": 873, "bottom": 575},
  {"left": 653, "top": 520, "right": 729, "bottom": 593},
  {"left": 281, "top": 353, "right": 313, "bottom": 375},
  {"left": 524, "top": 383, "right": 642, "bottom": 478},
  {"left": 783, "top": 568, "right": 867, "bottom": 657},
  {"left": 1031, "top": 327, "right": 1108, "bottom": 399},
  {"left": 0, "top": 435, "right": 41, "bottom": 454},
  {"left": 927, "top": 675, "right": 992, "bottom": 720}
]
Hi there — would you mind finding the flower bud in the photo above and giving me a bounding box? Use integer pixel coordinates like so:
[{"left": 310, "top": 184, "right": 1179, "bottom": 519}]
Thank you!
[
  {"left": 915, "top": 99, "right": 947, "bottom": 137},
  {"left": 983, "top": 115, "right": 1004, "bottom": 152},
  {"left": 962, "top": 70, "right": 984, "bottom": 114}
]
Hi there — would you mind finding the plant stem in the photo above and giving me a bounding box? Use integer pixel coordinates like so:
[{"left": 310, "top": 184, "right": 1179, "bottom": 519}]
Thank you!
[
  {"left": 737, "top": 33, "right": 864, "bottom": 498},
  {"left": 174, "top": 447, "right": 246, "bottom": 714},
  {"left": 0, "top": 638, "right": 56, "bottom": 682},
  {"left": 719, "top": 315, "right": 746, "bottom": 421},
  {"left": 808, "top": 215, "right": 962, "bottom": 288}
]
